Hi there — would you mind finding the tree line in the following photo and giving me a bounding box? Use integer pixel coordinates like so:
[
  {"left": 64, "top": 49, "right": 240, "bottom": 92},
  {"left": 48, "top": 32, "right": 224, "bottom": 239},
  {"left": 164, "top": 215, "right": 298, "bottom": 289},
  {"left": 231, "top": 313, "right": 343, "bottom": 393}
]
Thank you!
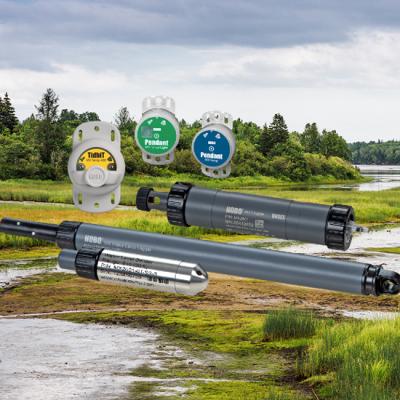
[
  {"left": 0, "top": 89, "right": 359, "bottom": 181},
  {"left": 350, "top": 141, "right": 400, "bottom": 165}
]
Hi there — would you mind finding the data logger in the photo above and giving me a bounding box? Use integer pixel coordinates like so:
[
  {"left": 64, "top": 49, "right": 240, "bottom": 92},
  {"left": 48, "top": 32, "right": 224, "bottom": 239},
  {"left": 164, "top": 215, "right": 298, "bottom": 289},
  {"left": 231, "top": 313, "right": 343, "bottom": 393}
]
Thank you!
[
  {"left": 135, "top": 96, "right": 179, "bottom": 165},
  {"left": 192, "top": 111, "right": 235, "bottom": 178},
  {"left": 68, "top": 121, "right": 125, "bottom": 213},
  {"left": 136, "top": 183, "right": 366, "bottom": 250}
]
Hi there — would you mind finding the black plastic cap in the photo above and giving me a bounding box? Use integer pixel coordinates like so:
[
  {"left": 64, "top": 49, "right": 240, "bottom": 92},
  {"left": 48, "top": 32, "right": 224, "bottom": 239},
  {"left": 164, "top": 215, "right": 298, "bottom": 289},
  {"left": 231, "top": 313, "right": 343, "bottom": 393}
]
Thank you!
[
  {"left": 56, "top": 221, "right": 81, "bottom": 249},
  {"left": 325, "top": 204, "right": 354, "bottom": 251},
  {"left": 75, "top": 248, "right": 101, "bottom": 280},
  {"left": 362, "top": 264, "right": 380, "bottom": 295},
  {"left": 136, "top": 187, "right": 153, "bottom": 211},
  {"left": 167, "top": 182, "right": 192, "bottom": 227}
]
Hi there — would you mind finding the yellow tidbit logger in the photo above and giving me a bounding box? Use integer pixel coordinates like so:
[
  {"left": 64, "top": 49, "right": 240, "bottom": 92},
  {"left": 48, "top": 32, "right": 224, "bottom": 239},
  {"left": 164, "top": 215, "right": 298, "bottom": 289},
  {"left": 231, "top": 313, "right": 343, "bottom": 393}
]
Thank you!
[{"left": 68, "top": 121, "right": 125, "bottom": 213}]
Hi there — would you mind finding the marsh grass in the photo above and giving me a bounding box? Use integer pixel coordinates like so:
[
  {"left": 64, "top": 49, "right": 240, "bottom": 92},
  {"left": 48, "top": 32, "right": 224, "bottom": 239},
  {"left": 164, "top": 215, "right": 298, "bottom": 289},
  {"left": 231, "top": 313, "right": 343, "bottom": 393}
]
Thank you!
[
  {"left": 299, "top": 318, "right": 400, "bottom": 399},
  {"left": 180, "top": 381, "right": 305, "bottom": 400},
  {"left": 368, "top": 247, "right": 400, "bottom": 254},
  {"left": 263, "top": 308, "right": 320, "bottom": 340},
  {"left": 0, "top": 177, "right": 398, "bottom": 226}
]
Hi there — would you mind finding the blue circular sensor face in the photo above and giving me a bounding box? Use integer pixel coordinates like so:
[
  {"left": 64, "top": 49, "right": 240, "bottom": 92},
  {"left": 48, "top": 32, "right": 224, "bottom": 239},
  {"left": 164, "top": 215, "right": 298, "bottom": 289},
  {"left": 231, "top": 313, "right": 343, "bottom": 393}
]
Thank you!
[{"left": 193, "top": 130, "right": 231, "bottom": 168}]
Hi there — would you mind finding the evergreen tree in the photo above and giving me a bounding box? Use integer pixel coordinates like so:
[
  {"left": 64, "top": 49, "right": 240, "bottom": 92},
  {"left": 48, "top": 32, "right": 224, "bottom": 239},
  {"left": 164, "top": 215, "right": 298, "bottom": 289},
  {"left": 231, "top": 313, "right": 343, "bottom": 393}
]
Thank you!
[
  {"left": 259, "top": 114, "right": 289, "bottom": 156},
  {"left": 114, "top": 107, "right": 134, "bottom": 131},
  {"left": 36, "top": 88, "right": 59, "bottom": 122},
  {"left": 0, "top": 96, "right": 3, "bottom": 131},
  {"left": 269, "top": 113, "right": 289, "bottom": 144},
  {"left": 301, "top": 122, "right": 321, "bottom": 153},
  {"left": 0, "top": 92, "right": 19, "bottom": 132},
  {"left": 259, "top": 124, "right": 272, "bottom": 155},
  {"left": 34, "top": 88, "right": 66, "bottom": 173}
]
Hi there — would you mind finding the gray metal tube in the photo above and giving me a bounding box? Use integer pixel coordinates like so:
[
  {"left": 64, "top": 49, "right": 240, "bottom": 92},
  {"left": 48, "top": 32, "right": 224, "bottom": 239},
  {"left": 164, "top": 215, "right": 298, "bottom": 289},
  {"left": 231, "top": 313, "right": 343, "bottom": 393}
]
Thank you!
[
  {"left": 136, "top": 184, "right": 360, "bottom": 250},
  {"left": 186, "top": 186, "right": 329, "bottom": 244},
  {"left": 75, "top": 223, "right": 366, "bottom": 294}
]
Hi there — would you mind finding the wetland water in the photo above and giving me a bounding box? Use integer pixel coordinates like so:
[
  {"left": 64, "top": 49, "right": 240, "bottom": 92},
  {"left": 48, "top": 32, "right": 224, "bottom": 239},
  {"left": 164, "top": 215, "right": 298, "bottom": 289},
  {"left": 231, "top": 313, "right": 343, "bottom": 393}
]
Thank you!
[
  {"left": 321, "top": 164, "right": 400, "bottom": 191},
  {"left": 0, "top": 318, "right": 159, "bottom": 400}
]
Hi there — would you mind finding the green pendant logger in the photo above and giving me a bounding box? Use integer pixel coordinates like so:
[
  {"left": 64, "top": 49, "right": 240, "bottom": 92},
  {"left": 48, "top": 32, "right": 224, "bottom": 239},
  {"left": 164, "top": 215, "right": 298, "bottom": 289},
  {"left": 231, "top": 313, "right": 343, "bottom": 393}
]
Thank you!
[{"left": 135, "top": 96, "right": 180, "bottom": 165}]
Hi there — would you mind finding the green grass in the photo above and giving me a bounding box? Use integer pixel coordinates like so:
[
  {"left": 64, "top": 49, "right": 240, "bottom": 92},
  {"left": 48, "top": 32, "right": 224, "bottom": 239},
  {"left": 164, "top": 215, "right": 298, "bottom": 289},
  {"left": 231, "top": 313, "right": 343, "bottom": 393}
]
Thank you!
[
  {"left": 263, "top": 308, "right": 321, "bottom": 341},
  {"left": 0, "top": 176, "right": 286, "bottom": 205},
  {"left": 299, "top": 317, "right": 400, "bottom": 399},
  {"left": 0, "top": 175, "right": 367, "bottom": 205},
  {"left": 58, "top": 310, "right": 268, "bottom": 353},
  {"left": 368, "top": 247, "right": 400, "bottom": 254},
  {"left": 0, "top": 246, "right": 59, "bottom": 260},
  {"left": 179, "top": 381, "right": 305, "bottom": 400}
]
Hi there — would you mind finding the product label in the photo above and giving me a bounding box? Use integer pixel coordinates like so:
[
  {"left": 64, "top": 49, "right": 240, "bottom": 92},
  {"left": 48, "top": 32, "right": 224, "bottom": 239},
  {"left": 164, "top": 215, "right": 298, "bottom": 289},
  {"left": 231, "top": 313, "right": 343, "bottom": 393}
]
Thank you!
[
  {"left": 96, "top": 250, "right": 175, "bottom": 292},
  {"left": 76, "top": 147, "right": 116, "bottom": 171},
  {"left": 136, "top": 117, "right": 177, "bottom": 155},
  {"left": 193, "top": 130, "right": 231, "bottom": 167}
]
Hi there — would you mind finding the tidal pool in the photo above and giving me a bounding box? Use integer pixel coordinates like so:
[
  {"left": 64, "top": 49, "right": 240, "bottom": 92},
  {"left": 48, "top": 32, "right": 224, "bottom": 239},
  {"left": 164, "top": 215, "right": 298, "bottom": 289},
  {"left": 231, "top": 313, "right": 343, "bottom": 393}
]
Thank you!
[
  {"left": 0, "top": 318, "right": 159, "bottom": 400},
  {"left": 0, "top": 258, "right": 57, "bottom": 289}
]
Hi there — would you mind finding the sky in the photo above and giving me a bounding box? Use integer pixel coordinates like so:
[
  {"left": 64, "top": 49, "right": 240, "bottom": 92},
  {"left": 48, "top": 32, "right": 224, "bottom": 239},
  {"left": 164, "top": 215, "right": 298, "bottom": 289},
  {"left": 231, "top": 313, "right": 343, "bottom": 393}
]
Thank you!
[{"left": 1, "top": 0, "right": 400, "bottom": 142}]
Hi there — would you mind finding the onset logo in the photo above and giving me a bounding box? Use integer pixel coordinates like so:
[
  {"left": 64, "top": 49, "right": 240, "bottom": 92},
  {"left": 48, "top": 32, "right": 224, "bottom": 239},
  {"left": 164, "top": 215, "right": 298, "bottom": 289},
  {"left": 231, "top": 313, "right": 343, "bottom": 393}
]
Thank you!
[
  {"left": 84, "top": 234, "right": 102, "bottom": 245},
  {"left": 226, "top": 206, "right": 243, "bottom": 215},
  {"left": 272, "top": 213, "right": 286, "bottom": 221}
]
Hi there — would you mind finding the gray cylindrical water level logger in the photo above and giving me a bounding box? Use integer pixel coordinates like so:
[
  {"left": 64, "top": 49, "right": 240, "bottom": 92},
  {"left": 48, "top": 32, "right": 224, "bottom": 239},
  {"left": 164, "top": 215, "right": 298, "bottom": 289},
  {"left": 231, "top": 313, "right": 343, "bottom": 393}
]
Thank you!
[
  {"left": 58, "top": 248, "right": 208, "bottom": 296},
  {"left": 136, "top": 183, "right": 367, "bottom": 250},
  {"left": 0, "top": 217, "right": 398, "bottom": 297}
]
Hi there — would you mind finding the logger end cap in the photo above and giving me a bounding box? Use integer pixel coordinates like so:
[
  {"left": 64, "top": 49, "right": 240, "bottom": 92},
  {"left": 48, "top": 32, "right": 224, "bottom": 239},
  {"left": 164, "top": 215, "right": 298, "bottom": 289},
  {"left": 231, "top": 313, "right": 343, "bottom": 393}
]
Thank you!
[
  {"left": 325, "top": 204, "right": 355, "bottom": 251},
  {"left": 136, "top": 187, "right": 153, "bottom": 211}
]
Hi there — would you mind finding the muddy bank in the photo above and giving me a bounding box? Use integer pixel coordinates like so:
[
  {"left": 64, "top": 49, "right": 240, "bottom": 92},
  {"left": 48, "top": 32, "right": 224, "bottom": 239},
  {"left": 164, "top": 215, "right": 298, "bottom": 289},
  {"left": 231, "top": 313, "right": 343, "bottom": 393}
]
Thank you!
[{"left": 0, "top": 318, "right": 159, "bottom": 400}]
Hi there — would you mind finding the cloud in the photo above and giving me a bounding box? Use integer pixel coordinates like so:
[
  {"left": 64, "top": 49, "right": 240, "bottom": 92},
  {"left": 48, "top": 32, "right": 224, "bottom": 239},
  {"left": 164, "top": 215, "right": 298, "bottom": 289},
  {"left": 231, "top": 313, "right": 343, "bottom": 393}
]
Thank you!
[
  {"left": 197, "top": 30, "right": 400, "bottom": 89},
  {"left": 1, "top": 0, "right": 400, "bottom": 52},
  {"left": 0, "top": 63, "right": 129, "bottom": 112},
  {"left": 1, "top": 2, "right": 400, "bottom": 141}
]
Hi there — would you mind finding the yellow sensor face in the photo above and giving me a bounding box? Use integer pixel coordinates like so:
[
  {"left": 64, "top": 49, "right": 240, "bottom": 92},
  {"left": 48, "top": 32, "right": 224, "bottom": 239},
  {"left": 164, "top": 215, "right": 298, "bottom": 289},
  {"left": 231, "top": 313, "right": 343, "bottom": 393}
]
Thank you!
[{"left": 76, "top": 147, "right": 116, "bottom": 171}]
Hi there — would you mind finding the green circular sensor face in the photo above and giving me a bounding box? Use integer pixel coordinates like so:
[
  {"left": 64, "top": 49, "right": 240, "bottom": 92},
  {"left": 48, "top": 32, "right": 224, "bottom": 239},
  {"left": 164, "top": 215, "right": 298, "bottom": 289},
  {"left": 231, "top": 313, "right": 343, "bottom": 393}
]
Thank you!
[{"left": 136, "top": 117, "right": 177, "bottom": 155}]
